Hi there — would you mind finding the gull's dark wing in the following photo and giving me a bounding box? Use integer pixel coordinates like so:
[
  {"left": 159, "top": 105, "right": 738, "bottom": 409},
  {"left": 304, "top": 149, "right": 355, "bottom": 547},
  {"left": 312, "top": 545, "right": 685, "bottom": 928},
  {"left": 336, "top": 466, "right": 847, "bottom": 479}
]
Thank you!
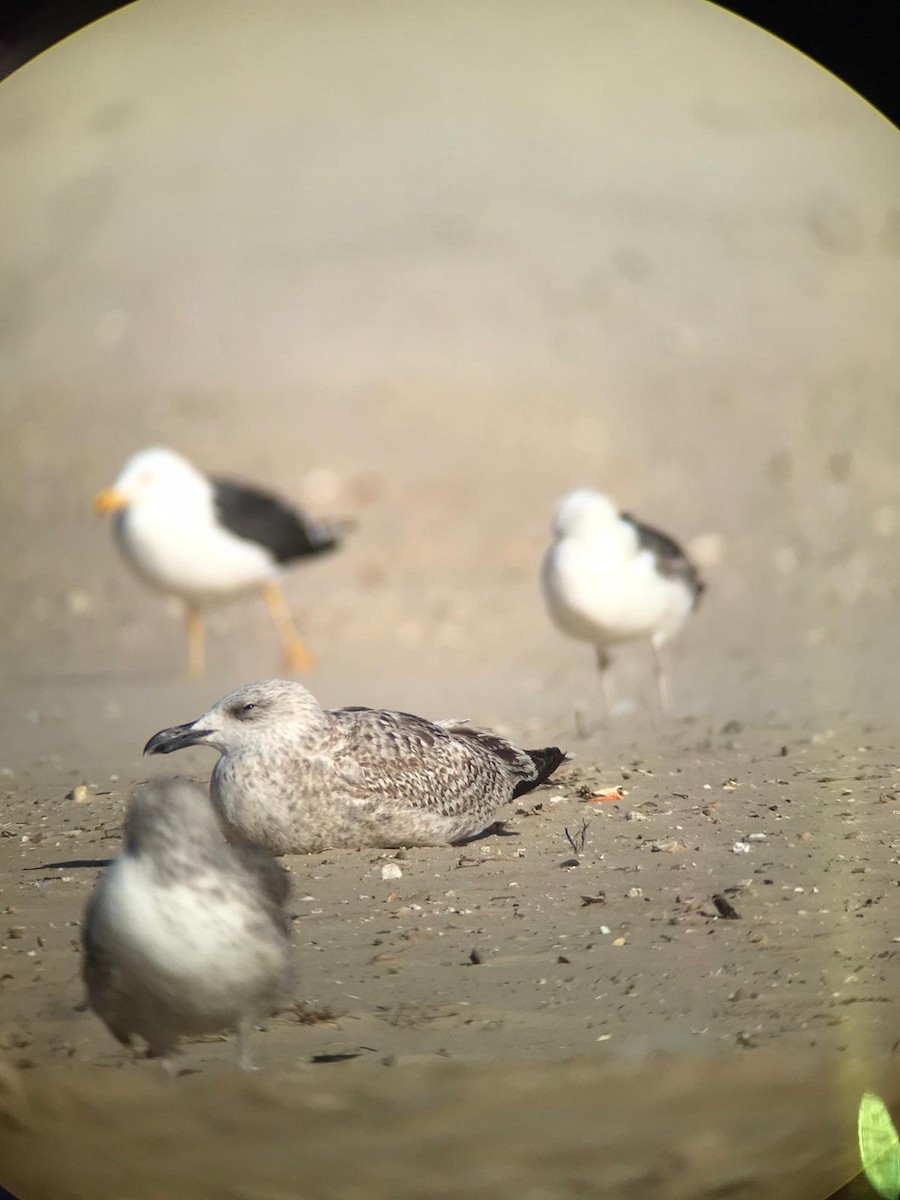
[
  {"left": 621, "top": 513, "right": 705, "bottom": 606},
  {"left": 212, "top": 477, "right": 348, "bottom": 564}
]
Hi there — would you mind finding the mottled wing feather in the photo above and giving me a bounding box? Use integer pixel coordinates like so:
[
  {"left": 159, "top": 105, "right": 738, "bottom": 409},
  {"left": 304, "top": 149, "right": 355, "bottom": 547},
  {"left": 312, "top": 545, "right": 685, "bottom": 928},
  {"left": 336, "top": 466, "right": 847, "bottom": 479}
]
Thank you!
[
  {"left": 212, "top": 477, "right": 343, "bottom": 564},
  {"left": 439, "top": 722, "right": 537, "bottom": 788},
  {"left": 231, "top": 846, "right": 292, "bottom": 936},
  {"left": 329, "top": 707, "right": 513, "bottom": 818},
  {"left": 81, "top": 888, "right": 134, "bottom": 1047},
  {"left": 622, "top": 513, "right": 705, "bottom": 606},
  {"left": 81, "top": 889, "right": 110, "bottom": 987},
  {"left": 333, "top": 707, "right": 445, "bottom": 749}
]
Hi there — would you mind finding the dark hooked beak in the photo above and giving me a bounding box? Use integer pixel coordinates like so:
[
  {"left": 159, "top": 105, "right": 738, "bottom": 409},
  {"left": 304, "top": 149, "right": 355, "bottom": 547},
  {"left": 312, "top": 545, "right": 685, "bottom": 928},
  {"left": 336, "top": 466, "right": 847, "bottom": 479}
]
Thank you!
[{"left": 143, "top": 723, "right": 212, "bottom": 756}]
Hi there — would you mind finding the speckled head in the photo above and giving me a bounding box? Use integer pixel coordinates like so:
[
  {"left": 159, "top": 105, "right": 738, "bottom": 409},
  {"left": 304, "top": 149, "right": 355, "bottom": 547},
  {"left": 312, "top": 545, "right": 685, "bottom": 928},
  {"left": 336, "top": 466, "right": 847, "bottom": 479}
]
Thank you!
[
  {"left": 552, "top": 488, "right": 621, "bottom": 539},
  {"left": 124, "top": 776, "right": 222, "bottom": 859},
  {"left": 93, "top": 447, "right": 209, "bottom": 516},
  {"left": 143, "top": 679, "right": 328, "bottom": 758}
]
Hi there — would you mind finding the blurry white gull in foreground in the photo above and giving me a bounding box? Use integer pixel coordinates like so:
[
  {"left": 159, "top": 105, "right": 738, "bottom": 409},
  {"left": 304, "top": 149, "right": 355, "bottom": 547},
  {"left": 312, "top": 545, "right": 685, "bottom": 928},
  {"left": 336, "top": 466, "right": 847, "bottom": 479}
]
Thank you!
[
  {"left": 94, "top": 447, "right": 351, "bottom": 678},
  {"left": 82, "top": 777, "right": 293, "bottom": 1071},
  {"left": 143, "top": 679, "right": 567, "bottom": 854},
  {"left": 542, "top": 488, "right": 704, "bottom": 716}
]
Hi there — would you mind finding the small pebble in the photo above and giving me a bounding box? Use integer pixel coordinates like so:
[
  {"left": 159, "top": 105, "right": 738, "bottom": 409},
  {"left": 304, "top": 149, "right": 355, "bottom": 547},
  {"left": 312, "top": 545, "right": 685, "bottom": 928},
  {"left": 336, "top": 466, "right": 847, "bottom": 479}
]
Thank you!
[
  {"left": 381, "top": 863, "right": 403, "bottom": 881},
  {"left": 732, "top": 842, "right": 751, "bottom": 854},
  {"left": 67, "top": 785, "right": 90, "bottom": 804},
  {"left": 599, "top": 925, "right": 611, "bottom": 935},
  {"left": 612, "top": 937, "right": 626, "bottom": 947},
  {"left": 8, "top": 928, "right": 25, "bottom": 940}
]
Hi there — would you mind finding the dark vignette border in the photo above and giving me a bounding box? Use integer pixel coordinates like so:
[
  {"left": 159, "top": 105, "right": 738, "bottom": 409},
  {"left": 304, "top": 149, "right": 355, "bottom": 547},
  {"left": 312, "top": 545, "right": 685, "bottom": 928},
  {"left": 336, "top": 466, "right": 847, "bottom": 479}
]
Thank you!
[{"left": 0, "top": 0, "right": 897, "bottom": 129}]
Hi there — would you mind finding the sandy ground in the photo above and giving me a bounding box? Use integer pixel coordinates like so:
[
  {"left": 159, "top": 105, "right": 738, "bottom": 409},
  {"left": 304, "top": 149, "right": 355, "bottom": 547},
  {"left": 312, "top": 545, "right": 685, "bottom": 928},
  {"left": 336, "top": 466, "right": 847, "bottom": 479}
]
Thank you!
[{"left": 1, "top": 1, "right": 899, "bottom": 1196}]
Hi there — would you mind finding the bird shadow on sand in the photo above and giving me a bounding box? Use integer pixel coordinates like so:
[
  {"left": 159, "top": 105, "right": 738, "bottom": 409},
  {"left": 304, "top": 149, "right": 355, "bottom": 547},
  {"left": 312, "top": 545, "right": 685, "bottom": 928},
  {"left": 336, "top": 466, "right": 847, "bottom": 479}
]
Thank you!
[
  {"left": 24, "top": 859, "right": 113, "bottom": 871},
  {"left": 452, "top": 821, "right": 519, "bottom": 846}
]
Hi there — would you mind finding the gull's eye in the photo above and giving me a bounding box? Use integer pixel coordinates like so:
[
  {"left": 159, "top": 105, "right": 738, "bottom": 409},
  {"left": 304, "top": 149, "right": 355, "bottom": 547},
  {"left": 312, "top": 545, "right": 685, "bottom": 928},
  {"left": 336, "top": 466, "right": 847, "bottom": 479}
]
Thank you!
[{"left": 242, "top": 703, "right": 256, "bottom": 714}]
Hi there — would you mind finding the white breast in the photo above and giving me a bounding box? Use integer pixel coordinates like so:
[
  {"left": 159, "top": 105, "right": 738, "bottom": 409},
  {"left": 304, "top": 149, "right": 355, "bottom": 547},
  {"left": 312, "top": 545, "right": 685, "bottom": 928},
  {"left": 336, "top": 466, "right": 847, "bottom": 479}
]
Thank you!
[
  {"left": 94, "top": 857, "right": 280, "bottom": 1003},
  {"left": 115, "top": 502, "right": 277, "bottom": 603},
  {"left": 542, "top": 537, "right": 693, "bottom": 647},
  {"left": 211, "top": 754, "right": 295, "bottom": 852}
]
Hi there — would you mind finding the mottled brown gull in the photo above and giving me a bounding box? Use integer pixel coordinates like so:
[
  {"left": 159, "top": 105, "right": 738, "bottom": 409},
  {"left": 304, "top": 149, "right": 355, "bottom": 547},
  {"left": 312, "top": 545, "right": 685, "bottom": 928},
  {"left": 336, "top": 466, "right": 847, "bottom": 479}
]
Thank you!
[
  {"left": 143, "top": 679, "right": 567, "bottom": 855},
  {"left": 82, "top": 776, "right": 293, "bottom": 1070}
]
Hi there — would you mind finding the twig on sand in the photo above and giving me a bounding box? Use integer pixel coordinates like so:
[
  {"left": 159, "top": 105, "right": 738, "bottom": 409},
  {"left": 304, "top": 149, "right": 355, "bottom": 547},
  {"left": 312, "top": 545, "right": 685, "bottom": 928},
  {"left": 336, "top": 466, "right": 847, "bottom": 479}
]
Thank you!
[{"left": 564, "top": 818, "right": 590, "bottom": 855}]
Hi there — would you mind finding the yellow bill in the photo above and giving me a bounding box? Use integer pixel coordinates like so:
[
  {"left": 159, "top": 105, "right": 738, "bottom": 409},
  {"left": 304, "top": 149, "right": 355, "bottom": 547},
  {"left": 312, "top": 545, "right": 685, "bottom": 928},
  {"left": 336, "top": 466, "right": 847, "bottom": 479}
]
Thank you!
[{"left": 93, "top": 488, "right": 128, "bottom": 515}]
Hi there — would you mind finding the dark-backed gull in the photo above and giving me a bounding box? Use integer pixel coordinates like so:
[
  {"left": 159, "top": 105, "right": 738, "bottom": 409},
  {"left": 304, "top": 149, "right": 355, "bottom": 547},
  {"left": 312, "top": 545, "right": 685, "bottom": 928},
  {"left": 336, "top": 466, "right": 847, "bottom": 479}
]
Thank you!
[
  {"left": 93, "top": 447, "right": 349, "bottom": 678},
  {"left": 143, "top": 679, "right": 567, "bottom": 854},
  {"left": 541, "top": 488, "right": 704, "bottom": 714},
  {"left": 81, "top": 776, "right": 292, "bottom": 1070}
]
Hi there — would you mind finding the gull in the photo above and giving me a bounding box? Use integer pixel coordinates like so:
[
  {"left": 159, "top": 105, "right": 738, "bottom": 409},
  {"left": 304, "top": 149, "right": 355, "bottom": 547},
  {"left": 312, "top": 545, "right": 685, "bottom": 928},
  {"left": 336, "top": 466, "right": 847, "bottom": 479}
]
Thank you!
[
  {"left": 81, "top": 776, "right": 293, "bottom": 1070},
  {"left": 93, "top": 447, "right": 350, "bottom": 678},
  {"left": 143, "top": 679, "right": 567, "bottom": 854},
  {"left": 542, "top": 488, "right": 704, "bottom": 717}
]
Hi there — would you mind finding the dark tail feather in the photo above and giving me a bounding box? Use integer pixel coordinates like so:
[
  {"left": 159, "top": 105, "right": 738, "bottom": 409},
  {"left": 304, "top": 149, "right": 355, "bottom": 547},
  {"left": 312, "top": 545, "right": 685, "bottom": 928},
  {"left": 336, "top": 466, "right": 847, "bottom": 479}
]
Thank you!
[
  {"left": 328, "top": 517, "right": 358, "bottom": 538},
  {"left": 513, "top": 747, "right": 568, "bottom": 798},
  {"left": 293, "top": 516, "right": 357, "bottom": 561}
]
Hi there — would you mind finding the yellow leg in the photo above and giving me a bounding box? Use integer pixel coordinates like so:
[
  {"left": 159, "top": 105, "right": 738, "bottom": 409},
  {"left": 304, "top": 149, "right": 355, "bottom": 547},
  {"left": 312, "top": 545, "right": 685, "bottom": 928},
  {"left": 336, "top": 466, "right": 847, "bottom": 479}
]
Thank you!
[
  {"left": 263, "top": 583, "right": 315, "bottom": 673},
  {"left": 186, "top": 610, "right": 206, "bottom": 680}
]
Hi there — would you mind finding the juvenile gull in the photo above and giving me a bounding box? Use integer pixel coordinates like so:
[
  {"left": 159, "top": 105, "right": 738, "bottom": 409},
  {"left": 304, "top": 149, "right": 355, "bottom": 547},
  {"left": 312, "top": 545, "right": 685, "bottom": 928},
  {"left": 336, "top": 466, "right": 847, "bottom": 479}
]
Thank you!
[
  {"left": 93, "top": 447, "right": 351, "bottom": 678},
  {"left": 143, "top": 679, "right": 567, "bottom": 854},
  {"left": 541, "top": 488, "right": 704, "bottom": 714},
  {"left": 82, "top": 776, "right": 293, "bottom": 1070}
]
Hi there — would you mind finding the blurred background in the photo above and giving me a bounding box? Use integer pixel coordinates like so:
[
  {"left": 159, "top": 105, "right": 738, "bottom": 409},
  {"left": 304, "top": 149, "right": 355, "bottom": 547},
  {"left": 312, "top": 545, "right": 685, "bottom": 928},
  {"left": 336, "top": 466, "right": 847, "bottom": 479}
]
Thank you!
[
  {"left": 0, "top": 12, "right": 898, "bottom": 1194},
  {"left": 1, "top": 0, "right": 898, "bottom": 720}
]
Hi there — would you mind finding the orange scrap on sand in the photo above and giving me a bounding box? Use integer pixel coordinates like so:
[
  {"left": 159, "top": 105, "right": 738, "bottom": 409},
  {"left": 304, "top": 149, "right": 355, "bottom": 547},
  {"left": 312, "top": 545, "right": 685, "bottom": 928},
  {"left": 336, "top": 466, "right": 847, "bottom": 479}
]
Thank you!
[{"left": 586, "top": 788, "right": 626, "bottom": 803}]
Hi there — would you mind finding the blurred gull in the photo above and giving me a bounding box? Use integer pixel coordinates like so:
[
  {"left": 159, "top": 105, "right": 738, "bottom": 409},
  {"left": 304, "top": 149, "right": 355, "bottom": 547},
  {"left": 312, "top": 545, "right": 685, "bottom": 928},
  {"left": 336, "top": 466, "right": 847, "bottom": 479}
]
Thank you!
[
  {"left": 542, "top": 488, "right": 704, "bottom": 718},
  {"left": 93, "top": 447, "right": 351, "bottom": 678},
  {"left": 143, "top": 679, "right": 567, "bottom": 854},
  {"left": 81, "top": 777, "right": 293, "bottom": 1071}
]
